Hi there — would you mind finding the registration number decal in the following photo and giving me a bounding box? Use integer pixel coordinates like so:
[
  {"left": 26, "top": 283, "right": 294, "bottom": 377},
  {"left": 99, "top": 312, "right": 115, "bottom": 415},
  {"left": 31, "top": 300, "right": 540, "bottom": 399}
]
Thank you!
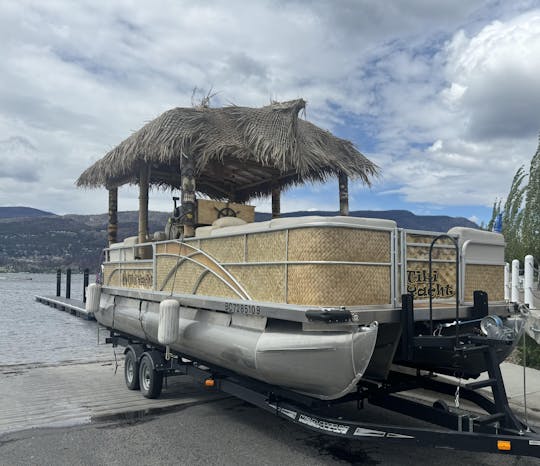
[{"left": 224, "top": 302, "right": 261, "bottom": 315}]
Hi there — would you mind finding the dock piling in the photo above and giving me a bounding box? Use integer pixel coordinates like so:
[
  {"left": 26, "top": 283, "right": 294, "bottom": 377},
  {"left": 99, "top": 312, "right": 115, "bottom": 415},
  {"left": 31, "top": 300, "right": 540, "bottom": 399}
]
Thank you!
[
  {"left": 56, "top": 269, "right": 61, "bottom": 297},
  {"left": 83, "top": 269, "right": 89, "bottom": 303},
  {"left": 66, "top": 268, "right": 71, "bottom": 299}
]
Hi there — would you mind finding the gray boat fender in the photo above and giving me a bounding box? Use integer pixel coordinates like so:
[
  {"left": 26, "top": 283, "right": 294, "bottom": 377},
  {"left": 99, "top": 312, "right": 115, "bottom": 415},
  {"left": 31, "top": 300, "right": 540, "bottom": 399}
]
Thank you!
[
  {"left": 158, "top": 299, "right": 180, "bottom": 345},
  {"left": 86, "top": 283, "right": 101, "bottom": 314}
]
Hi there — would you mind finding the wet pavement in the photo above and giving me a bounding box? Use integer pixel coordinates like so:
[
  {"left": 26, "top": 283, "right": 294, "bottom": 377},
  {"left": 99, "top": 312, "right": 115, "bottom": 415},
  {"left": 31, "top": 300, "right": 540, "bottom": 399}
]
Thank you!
[
  {"left": 1, "top": 395, "right": 538, "bottom": 466},
  {"left": 1, "top": 359, "right": 540, "bottom": 464},
  {"left": 0, "top": 360, "right": 225, "bottom": 435}
]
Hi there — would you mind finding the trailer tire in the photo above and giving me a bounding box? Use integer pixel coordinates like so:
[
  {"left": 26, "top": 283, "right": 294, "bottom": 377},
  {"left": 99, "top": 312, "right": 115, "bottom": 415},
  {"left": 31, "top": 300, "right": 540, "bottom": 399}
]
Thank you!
[
  {"left": 124, "top": 349, "right": 140, "bottom": 390},
  {"left": 139, "top": 354, "right": 163, "bottom": 399}
]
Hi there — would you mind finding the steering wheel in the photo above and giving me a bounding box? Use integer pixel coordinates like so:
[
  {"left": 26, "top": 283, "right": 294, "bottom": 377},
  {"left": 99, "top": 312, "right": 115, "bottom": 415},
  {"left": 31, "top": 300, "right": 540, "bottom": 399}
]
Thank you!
[{"left": 216, "top": 207, "right": 237, "bottom": 218}]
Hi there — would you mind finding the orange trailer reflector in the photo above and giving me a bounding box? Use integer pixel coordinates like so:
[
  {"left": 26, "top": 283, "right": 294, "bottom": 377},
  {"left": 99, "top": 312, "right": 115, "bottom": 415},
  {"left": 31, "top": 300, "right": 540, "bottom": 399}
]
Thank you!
[{"left": 497, "top": 440, "right": 511, "bottom": 451}]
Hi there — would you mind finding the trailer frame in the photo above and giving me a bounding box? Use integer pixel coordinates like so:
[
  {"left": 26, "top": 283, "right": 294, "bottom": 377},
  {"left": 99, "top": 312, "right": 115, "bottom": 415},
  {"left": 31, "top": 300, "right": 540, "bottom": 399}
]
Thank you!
[{"left": 105, "top": 331, "right": 540, "bottom": 459}]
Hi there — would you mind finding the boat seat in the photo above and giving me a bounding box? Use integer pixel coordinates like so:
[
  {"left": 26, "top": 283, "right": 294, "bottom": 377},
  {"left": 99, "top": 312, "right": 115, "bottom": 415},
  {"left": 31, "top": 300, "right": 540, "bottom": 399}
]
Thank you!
[
  {"left": 195, "top": 226, "right": 213, "bottom": 237},
  {"left": 195, "top": 217, "right": 247, "bottom": 238},
  {"left": 123, "top": 236, "right": 139, "bottom": 246},
  {"left": 206, "top": 216, "right": 397, "bottom": 238},
  {"left": 153, "top": 231, "right": 167, "bottom": 241}
]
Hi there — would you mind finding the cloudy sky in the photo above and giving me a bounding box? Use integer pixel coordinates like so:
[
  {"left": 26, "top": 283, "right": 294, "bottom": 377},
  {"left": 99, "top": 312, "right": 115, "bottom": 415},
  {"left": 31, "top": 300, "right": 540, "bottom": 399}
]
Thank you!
[{"left": 1, "top": 1, "right": 540, "bottom": 223}]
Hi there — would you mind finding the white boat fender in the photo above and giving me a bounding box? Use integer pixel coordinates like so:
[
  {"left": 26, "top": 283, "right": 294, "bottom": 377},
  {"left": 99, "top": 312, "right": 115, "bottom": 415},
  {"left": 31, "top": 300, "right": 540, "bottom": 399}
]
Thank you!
[
  {"left": 158, "top": 299, "right": 180, "bottom": 346},
  {"left": 86, "top": 283, "right": 101, "bottom": 314}
]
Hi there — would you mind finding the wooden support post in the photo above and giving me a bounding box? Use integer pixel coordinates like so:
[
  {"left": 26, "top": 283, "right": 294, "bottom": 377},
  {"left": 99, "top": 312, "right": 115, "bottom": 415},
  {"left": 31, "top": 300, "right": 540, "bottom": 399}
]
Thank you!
[
  {"left": 138, "top": 164, "right": 149, "bottom": 246},
  {"left": 181, "top": 154, "right": 196, "bottom": 237},
  {"left": 272, "top": 186, "right": 281, "bottom": 219},
  {"left": 107, "top": 187, "right": 118, "bottom": 246},
  {"left": 338, "top": 172, "right": 349, "bottom": 216}
]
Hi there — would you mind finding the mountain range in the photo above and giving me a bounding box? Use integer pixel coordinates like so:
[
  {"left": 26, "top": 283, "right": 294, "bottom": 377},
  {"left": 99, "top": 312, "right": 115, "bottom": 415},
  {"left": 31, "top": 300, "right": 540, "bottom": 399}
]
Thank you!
[{"left": 0, "top": 207, "right": 478, "bottom": 272}]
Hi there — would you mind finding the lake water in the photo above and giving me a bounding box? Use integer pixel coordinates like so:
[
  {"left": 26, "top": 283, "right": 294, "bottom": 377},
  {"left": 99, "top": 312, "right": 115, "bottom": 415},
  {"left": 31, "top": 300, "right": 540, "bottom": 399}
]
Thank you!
[{"left": 0, "top": 273, "right": 114, "bottom": 367}]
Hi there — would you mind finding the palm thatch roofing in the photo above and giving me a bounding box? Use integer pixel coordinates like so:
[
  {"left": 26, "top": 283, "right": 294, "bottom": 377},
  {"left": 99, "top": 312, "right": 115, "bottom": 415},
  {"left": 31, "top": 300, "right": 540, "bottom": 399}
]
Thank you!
[{"left": 77, "top": 99, "right": 378, "bottom": 202}]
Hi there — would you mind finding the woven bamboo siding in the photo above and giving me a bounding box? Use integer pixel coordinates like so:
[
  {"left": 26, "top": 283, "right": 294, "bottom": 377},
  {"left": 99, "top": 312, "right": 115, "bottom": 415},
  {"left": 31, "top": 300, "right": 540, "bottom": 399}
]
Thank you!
[
  {"left": 464, "top": 264, "right": 504, "bottom": 302},
  {"left": 404, "top": 233, "right": 457, "bottom": 301},
  {"left": 196, "top": 274, "right": 239, "bottom": 299},
  {"left": 156, "top": 253, "right": 246, "bottom": 297},
  {"left": 288, "top": 228, "right": 390, "bottom": 263},
  {"left": 406, "top": 245, "right": 456, "bottom": 261},
  {"left": 228, "top": 265, "right": 286, "bottom": 301},
  {"left": 198, "top": 236, "right": 245, "bottom": 263},
  {"left": 107, "top": 226, "right": 393, "bottom": 305},
  {"left": 287, "top": 264, "right": 390, "bottom": 306},
  {"left": 102, "top": 264, "right": 119, "bottom": 286},
  {"left": 247, "top": 231, "right": 286, "bottom": 262},
  {"left": 406, "top": 233, "right": 454, "bottom": 245},
  {"left": 157, "top": 257, "right": 202, "bottom": 293}
]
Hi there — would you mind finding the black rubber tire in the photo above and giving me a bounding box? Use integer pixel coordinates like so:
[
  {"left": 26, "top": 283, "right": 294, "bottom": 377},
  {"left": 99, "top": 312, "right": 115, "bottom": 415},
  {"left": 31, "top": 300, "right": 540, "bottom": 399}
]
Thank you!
[
  {"left": 124, "top": 349, "right": 140, "bottom": 390},
  {"left": 139, "top": 354, "right": 163, "bottom": 399}
]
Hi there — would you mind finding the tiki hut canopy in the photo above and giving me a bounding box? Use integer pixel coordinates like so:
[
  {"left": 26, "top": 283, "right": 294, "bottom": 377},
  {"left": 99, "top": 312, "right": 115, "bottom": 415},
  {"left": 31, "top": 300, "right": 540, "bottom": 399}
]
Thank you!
[{"left": 77, "top": 99, "right": 378, "bottom": 202}]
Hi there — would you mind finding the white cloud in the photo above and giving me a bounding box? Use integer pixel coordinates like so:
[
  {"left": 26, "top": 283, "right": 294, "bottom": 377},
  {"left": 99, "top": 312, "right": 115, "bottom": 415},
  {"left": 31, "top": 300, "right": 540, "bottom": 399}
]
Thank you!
[
  {"left": 375, "top": 9, "right": 540, "bottom": 207},
  {"left": 0, "top": 1, "right": 539, "bottom": 217}
]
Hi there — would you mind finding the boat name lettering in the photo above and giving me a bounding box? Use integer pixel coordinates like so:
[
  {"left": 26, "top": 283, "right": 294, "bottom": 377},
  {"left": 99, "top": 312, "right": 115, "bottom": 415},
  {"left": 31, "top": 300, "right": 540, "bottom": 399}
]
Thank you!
[
  {"left": 224, "top": 302, "right": 261, "bottom": 315},
  {"left": 121, "top": 271, "right": 152, "bottom": 288},
  {"left": 407, "top": 268, "right": 454, "bottom": 299}
]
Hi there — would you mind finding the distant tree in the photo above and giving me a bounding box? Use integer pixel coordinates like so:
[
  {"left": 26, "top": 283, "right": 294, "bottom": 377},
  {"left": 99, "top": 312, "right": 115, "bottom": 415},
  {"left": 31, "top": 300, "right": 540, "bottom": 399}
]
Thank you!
[
  {"left": 486, "top": 199, "right": 501, "bottom": 231},
  {"left": 493, "top": 137, "right": 540, "bottom": 367},
  {"left": 518, "top": 334, "right": 540, "bottom": 370},
  {"left": 522, "top": 137, "right": 540, "bottom": 260},
  {"left": 501, "top": 166, "right": 527, "bottom": 262}
]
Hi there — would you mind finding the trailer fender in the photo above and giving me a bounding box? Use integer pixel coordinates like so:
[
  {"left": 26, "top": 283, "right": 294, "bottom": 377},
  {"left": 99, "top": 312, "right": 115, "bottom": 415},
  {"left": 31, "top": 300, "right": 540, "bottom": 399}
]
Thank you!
[
  {"left": 139, "top": 349, "right": 167, "bottom": 371},
  {"left": 124, "top": 344, "right": 145, "bottom": 360}
]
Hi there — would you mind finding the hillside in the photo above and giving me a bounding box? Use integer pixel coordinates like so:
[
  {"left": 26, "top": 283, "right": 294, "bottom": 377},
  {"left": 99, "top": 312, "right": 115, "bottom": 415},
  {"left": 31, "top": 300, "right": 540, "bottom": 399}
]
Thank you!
[
  {"left": 0, "top": 207, "right": 56, "bottom": 218},
  {"left": 0, "top": 208, "right": 478, "bottom": 272},
  {"left": 255, "top": 210, "right": 478, "bottom": 230}
]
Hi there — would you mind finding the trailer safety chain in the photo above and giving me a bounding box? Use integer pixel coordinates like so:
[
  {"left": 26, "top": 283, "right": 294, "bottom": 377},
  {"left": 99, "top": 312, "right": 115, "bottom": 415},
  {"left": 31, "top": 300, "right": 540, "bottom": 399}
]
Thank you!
[
  {"left": 113, "top": 347, "right": 118, "bottom": 375},
  {"left": 523, "top": 328, "right": 530, "bottom": 432},
  {"left": 111, "top": 294, "right": 119, "bottom": 375},
  {"left": 455, "top": 377, "right": 461, "bottom": 408}
]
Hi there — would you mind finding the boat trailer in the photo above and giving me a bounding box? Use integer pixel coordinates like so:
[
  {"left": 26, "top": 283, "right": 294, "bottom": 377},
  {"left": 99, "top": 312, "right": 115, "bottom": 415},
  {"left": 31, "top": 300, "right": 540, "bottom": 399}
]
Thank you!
[{"left": 105, "top": 328, "right": 540, "bottom": 459}]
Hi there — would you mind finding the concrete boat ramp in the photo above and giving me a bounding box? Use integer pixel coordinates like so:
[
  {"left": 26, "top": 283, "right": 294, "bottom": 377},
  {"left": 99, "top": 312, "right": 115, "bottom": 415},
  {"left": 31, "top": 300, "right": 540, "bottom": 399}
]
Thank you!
[{"left": 0, "top": 360, "right": 225, "bottom": 435}]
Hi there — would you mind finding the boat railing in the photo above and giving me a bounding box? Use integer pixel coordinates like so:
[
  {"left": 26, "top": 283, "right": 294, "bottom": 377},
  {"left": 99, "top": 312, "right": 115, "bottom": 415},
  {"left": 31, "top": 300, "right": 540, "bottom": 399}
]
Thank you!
[
  {"left": 428, "top": 234, "right": 460, "bottom": 340},
  {"left": 101, "top": 226, "right": 399, "bottom": 306},
  {"left": 101, "top": 225, "right": 506, "bottom": 312}
]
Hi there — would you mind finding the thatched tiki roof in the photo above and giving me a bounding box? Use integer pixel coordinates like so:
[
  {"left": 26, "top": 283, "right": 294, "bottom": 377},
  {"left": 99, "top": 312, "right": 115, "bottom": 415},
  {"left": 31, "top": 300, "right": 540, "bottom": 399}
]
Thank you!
[{"left": 77, "top": 99, "right": 378, "bottom": 201}]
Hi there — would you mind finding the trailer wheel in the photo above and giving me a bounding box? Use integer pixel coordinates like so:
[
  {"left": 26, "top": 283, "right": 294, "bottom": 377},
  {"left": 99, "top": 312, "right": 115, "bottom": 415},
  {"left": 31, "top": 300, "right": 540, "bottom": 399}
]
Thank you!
[
  {"left": 139, "top": 354, "right": 163, "bottom": 399},
  {"left": 124, "top": 349, "right": 140, "bottom": 390}
]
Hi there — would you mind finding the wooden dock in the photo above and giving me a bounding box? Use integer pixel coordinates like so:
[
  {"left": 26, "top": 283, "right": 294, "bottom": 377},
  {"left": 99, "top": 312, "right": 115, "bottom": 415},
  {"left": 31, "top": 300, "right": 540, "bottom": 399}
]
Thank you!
[{"left": 35, "top": 295, "right": 95, "bottom": 320}]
